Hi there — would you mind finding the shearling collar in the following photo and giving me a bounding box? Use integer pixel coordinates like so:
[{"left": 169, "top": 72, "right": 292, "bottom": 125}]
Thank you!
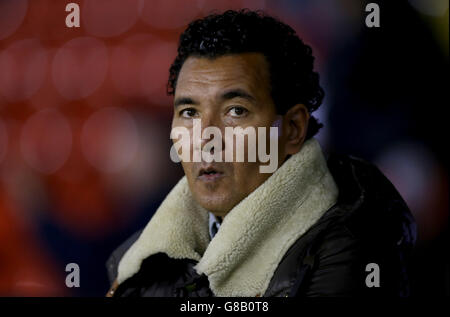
[{"left": 117, "top": 138, "right": 338, "bottom": 296}]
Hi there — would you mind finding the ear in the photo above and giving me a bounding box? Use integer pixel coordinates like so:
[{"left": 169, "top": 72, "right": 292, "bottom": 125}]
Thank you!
[{"left": 282, "top": 104, "right": 310, "bottom": 155}]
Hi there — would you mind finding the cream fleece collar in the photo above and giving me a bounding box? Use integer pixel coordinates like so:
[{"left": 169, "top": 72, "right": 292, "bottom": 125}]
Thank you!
[{"left": 117, "top": 138, "right": 338, "bottom": 296}]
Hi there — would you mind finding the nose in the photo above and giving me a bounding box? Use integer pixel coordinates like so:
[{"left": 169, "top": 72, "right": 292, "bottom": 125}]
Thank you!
[{"left": 193, "top": 111, "right": 225, "bottom": 159}]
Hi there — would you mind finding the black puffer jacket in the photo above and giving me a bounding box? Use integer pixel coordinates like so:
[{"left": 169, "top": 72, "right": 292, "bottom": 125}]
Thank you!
[{"left": 106, "top": 154, "right": 416, "bottom": 297}]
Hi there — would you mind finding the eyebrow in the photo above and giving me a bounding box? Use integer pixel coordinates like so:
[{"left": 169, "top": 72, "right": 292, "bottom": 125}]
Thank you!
[
  {"left": 173, "top": 88, "right": 256, "bottom": 108},
  {"left": 220, "top": 88, "right": 255, "bottom": 103},
  {"left": 174, "top": 97, "right": 198, "bottom": 108}
]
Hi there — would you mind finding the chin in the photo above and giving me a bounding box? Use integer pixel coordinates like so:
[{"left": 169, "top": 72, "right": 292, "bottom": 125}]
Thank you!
[{"left": 194, "top": 191, "right": 235, "bottom": 216}]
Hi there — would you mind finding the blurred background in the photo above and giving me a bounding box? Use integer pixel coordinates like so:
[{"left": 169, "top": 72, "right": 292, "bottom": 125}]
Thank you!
[{"left": 0, "top": 0, "right": 448, "bottom": 296}]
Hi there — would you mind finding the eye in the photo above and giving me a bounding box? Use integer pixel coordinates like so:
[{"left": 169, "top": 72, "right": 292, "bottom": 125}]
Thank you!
[
  {"left": 179, "top": 108, "right": 198, "bottom": 118},
  {"left": 228, "top": 106, "right": 248, "bottom": 117}
]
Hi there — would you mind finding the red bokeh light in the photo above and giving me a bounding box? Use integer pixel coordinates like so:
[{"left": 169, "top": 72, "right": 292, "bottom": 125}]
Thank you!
[
  {"left": 140, "top": 0, "right": 204, "bottom": 30},
  {"left": 0, "top": 0, "right": 28, "bottom": 40},
  {"left": 20, "top": 109, "right": 72, "bottom": 174},
  {"left": 111, "top": 34, "right": 157, "bottom": 97},
  {"left": 83, "top": 0, "right": 142, "bottom": 37},
  {"left": 80, "top": 107, "right": 139, "bottom": 173},
  {"left": 0, "top": 39, "right": 48, "bottom": 102},
  {"left": 52, "top": 37, "right": 109, "bottom": 100}
]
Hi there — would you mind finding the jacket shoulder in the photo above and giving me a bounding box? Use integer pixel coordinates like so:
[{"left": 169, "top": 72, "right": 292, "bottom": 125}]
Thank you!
[
  {"left": 106, "top": 229, "right": 143, "bottom": 285},
  {"left": 275, "top": 153, "right": 416, "bottom": 297},
  {"left": 304, "top": 217, "right": 413, "bottom": 297}
]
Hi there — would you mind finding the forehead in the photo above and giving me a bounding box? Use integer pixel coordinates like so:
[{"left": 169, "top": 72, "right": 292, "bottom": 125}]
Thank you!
[{"left": 175, "top": 53, "right": 271, "bottom": 96}]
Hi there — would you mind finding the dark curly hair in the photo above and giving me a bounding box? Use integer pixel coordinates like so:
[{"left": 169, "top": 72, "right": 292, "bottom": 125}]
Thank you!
[{"left": 167, "top": 9, "right": 324, "bottom": 139}]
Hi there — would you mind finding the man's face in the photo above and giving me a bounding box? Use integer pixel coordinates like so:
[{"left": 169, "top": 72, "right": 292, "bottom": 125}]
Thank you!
[{"left": 171, "top": 53, "right": 285, "bottom": 218}]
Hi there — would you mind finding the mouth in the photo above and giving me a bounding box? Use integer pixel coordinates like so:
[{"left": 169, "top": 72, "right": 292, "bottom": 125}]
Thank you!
[{"left": 198, "top": 166, "right": 224, "bottom": 182}]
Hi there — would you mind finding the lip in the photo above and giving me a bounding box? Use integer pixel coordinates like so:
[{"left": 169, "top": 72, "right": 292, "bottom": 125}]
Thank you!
[{"left": 197, "top": 165, "right": 224, "bottom": 182}]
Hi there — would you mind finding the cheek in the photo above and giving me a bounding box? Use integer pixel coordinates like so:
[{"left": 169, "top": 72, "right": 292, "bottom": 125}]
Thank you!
[
  {"left": 231, "top": 161, "right": 262, "bottom": 189},
  {"left": 181, "top": 162, "right": 194, "bottom": 178}
]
